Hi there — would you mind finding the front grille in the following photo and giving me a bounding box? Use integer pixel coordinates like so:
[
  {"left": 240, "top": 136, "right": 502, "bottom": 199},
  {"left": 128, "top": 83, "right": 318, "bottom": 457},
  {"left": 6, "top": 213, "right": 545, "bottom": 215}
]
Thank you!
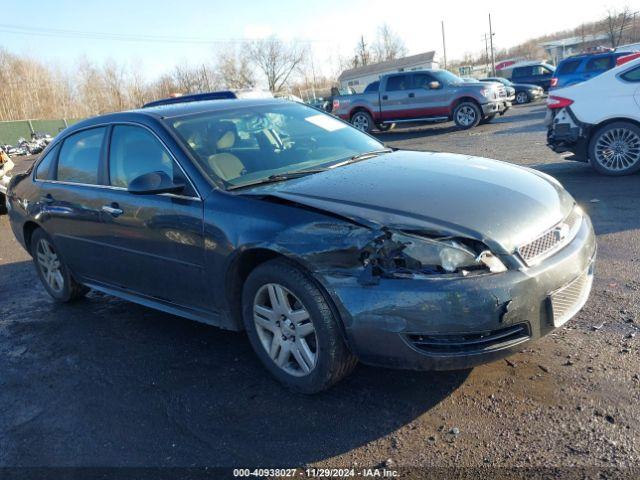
[
  {"left": 497, "top": 86, "right": 507, "bottom": 98},
  {"left": 549, "top": 270, "right": 593, "bottom": 327},
  {"left": 518, "top": 209, "right": 582, "bottom": 266},
  {"left": 406, "top": 323, "right": 530, "bottom": 356}
]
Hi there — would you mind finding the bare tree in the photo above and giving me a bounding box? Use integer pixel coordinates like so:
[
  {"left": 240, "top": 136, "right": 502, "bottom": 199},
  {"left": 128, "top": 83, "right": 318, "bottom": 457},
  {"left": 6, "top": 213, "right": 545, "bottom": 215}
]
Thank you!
[
  {"left": 355, "top": 35, "right": 371, "bottom": 67},
  {"left": 216, "top": 48, "right": 256, "bottom": 89},
  {"left": 372, "top": 24, "right": 408, "bottom": 62},
  {"left": 248, "top": 36, "right": 306, "bottom": 92},
  {"left": 605, "top": 6, "right": 632, "bottom": 48}
]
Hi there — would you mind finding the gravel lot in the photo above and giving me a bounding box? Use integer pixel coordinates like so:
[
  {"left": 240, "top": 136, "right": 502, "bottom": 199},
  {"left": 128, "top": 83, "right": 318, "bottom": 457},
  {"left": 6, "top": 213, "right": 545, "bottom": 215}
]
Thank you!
[{"left": 1, "top": 102, "right": 639, "bottom": 474}]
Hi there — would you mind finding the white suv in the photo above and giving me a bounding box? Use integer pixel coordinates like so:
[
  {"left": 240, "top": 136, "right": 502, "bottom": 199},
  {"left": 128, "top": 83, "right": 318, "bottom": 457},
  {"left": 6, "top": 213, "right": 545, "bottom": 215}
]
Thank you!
[{"left": 546, "top": 56, "right": 640, "bottom": 175}]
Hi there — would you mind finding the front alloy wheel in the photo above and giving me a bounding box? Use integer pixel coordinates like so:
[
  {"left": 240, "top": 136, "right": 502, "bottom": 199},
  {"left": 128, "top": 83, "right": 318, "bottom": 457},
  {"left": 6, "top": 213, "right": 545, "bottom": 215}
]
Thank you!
[
  {"left": 515, "top": 91, "right": 529, "bottom": 104},
  {"left": 589, "top": 122, "right": 640, "bottom": 176},
  {"left": 253, "top": 283, "right": 317, "bottom": 376},
  {"left": 242, "top": 259, "right": 357, "bottom": 393},
  {"left": 453, "top": 102, "right": 481, "bottom": 129},
  {"left": 351, "top": 111, "right": 373, "bottom": 133}
]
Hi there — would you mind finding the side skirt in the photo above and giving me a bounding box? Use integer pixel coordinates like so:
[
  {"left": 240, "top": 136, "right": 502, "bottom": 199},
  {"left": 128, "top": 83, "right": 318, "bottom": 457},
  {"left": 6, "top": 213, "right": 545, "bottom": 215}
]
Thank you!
[{"left": 83, "top": 280, "right": 239, "bottom": 331}]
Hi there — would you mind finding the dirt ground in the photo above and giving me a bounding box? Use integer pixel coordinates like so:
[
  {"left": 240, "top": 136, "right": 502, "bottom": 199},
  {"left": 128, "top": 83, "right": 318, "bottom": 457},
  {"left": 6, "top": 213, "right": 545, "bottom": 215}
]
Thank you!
[{"left": 0, "top": 103, "right": 638, "bottom": 476}]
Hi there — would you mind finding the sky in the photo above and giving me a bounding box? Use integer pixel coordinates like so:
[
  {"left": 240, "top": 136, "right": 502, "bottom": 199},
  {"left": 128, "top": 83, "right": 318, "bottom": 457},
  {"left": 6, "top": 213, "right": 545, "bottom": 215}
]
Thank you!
[{"left": 1, "top": 0, "right": 635, "bottom": 81}]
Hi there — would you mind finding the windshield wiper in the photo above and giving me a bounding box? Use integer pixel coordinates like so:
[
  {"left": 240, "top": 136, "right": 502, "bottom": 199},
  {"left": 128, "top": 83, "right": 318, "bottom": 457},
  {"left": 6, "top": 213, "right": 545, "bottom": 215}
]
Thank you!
[{"left": 227, "top": 167, "right": 329, "bottom": 190}]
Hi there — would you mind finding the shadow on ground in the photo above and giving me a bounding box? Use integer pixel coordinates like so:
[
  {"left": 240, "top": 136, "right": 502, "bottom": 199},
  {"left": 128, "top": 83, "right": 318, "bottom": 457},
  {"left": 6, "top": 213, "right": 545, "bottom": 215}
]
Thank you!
[{"left": 0, "top": 259, "right": 469, "bottom": 466}]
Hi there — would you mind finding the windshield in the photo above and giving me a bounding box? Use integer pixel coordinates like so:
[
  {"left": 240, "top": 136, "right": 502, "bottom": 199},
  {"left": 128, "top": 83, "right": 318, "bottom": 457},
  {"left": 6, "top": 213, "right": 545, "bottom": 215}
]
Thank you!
[
  {"left": 431, "top": 70, "right": 464, "bottom": 85},
  {"left": 169, "top": 102, "right": 383, "bottom": 189}
]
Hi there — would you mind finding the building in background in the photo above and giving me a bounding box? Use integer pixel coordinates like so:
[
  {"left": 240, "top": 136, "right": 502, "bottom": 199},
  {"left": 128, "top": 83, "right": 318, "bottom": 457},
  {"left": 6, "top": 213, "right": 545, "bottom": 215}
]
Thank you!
[
  {"left": 540, "top": 34, "right": 610, "bottom": 64},
  {"left": 338, "top": 51, "right": 438, "bottom": 92}
]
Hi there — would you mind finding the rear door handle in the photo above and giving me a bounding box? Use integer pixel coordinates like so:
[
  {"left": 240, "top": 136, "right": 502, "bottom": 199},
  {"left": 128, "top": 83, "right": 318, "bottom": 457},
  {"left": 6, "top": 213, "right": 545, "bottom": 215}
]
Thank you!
[
  {"left": 41, "top": 194, "right": 54, "bottom": 204},
  {"left": 408, "top": 92, "right": 415, "bottom": 98},
  {"left": 101, "top": 204, "right": 123, "bottom": 217},
  {"left": 382, "top": 95, "right": 388, "bottom": 100}
]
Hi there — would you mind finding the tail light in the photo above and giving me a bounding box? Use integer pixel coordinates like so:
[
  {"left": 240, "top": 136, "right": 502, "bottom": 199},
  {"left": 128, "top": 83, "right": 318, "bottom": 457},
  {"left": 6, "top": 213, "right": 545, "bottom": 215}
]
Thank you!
[
  {"left": 332, "top": 99, "right": 340, "bottom": 111},
  {"left": 550, "top": 77, "right": 558, "bottom": 88},
  {"left": 617, "top": 52, "right": 640, "bottom": 66},
  {"left": 547, "top": 96, "right": 574, "bottom": 109}
]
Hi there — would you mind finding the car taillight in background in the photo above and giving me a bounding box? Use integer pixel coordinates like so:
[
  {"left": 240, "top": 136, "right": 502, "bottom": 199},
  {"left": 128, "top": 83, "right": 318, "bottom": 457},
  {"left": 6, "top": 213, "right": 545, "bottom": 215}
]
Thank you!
[
  {"left": 547, "top": 96, "right": 574, "bottom": 109},
  {"left": 617, "top": 52, "right": 640, "bottom": 66},
  {"left": 550, "top": 77, "right": 558, "bottom": 88}
]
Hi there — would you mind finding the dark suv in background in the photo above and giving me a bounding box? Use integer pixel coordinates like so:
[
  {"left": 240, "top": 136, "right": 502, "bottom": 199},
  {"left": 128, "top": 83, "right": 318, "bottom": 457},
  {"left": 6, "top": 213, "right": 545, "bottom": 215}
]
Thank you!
[
  {"left": 508, "top": 63, "right": 556, "bottom": 91},
  {"left": 550, "top": 51, "right": 635, "bottom": 89}
]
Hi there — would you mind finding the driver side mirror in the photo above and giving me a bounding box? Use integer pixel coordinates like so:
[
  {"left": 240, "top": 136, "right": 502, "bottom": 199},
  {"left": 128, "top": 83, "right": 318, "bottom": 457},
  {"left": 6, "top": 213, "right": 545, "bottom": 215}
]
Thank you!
[
  {"left": 427, "top": 81, "right": 441, "bottom": 90},
  {"left": 127, "top": 171, "right": 185, "bottom": 195}
]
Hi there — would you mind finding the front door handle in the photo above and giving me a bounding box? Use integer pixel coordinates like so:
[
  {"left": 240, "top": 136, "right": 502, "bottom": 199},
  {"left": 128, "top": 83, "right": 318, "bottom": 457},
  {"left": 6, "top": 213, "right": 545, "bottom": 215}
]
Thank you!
[
  {"left": 408, "top": 92, "right": 415, "bottom": 98},
  {"left": 101, "top": 204, "right": 123, "bottom": 217},
  {"left": 382, "top": 95, "right": 388, "bottom": 100},
  {"left": 41, "top": 194, "right": 54, "bottom": 204}
]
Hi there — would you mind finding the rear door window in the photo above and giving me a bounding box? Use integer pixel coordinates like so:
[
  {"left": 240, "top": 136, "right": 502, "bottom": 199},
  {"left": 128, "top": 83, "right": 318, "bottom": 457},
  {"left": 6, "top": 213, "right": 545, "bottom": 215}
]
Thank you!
[
  {"left": 56, "top": 128, "right": 106, "bottom": 184},
  {"left": 621, "top": 66, "right": 640, "bottom": 82},
  {"left": 386, "top": 75, "right": 410, "bottom": 91},
  {"left": 585, "top": 56, "right": 613, "bottom": 72},
  {"left": 557, "top": 59, "right": 581, "bottom": 75},
  {"left": 35, "top": 143, "right": 60, "bottom": 181},
  {"left": 364, "top": 81, "right": 379, "bottom": 93},
  {"left": 512, "top": 67, "right": 531, "bottom": 78}
]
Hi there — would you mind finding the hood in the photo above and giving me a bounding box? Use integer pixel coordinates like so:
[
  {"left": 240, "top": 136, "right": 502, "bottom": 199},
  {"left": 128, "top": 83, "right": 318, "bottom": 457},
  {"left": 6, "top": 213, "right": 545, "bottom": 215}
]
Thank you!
[{"left": 243, "top": 151, "right": 574, "bottom": 253}]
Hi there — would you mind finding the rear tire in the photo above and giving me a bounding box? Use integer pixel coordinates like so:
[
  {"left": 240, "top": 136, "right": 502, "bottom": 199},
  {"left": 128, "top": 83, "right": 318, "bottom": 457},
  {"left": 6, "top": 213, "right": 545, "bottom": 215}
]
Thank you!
[
  {"left": 31, "top": 228, "right": 88, "bottom": 302},
  {"left": 453, "top": 101, "right": 481, "bottom": 129},
  {"left": 588, "top": 121, "right": 640, "bottom": 176},
  {"left": 350, "top": 111, "right": 374, "bottom": 134},
  {"left": 242, "top": 259, "right": 357, "bottom": 394}
]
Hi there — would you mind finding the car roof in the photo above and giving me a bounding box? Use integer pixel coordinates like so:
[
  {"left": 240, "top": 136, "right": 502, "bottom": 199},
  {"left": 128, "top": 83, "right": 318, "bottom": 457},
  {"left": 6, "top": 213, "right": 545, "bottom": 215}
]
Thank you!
[
  {"left": 561, "top": 51, "right": 631, "bottom": 62},
  {"left": 57, "top": 98, "right": 294, "bottom": 136}
]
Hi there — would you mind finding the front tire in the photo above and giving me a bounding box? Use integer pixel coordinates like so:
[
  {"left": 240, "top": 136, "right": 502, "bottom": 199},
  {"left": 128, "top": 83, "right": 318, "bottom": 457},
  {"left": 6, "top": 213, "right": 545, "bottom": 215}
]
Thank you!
[
  {"left": 350, "top": 110, "right": 374, "bottom": 134},
  {"left": 376, "top": 122, "right": 395, "bottom": 132},
  {"left": 31, "top": 228, "right": 88, "bottom": 302},
  {"left": 588, "top": 122, "right": 640, "bottom": 176},
  {"left": 515, "top": 91, "right": 530, "bottom": 104},
  {"left": 453, "top": 101, "right": 481, "bottom": 129},
  {"left": 242, "top": 259, "right": 357, "bottom": 394},
  {"left": 479, "top": 114, "right": 496, "bottom": 124}
]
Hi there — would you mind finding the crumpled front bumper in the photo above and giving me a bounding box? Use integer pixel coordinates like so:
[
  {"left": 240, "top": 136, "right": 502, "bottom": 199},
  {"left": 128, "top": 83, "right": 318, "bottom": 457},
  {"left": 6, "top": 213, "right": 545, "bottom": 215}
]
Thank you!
[{"left": 325, "top": 214, "right": 596, "bottom": 371}]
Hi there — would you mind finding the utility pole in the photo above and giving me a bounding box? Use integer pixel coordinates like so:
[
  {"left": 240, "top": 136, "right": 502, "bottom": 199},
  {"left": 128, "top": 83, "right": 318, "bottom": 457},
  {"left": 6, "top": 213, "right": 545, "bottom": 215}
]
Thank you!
[
  {"left": 482, "top": 34, "right": 490, "bottom": 72},
  {"left": 488, "top": 13, "right": 496, "bottom": 76},
  {"left": 441, "top": 21, "right": 447, "bottom": 70}
]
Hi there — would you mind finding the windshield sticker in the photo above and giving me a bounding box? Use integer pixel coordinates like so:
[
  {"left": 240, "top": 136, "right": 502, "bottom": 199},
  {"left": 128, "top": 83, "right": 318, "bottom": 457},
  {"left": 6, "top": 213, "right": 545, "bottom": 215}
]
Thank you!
[{"left": 305, "top": 114, "right": 347, "bottom": 131}]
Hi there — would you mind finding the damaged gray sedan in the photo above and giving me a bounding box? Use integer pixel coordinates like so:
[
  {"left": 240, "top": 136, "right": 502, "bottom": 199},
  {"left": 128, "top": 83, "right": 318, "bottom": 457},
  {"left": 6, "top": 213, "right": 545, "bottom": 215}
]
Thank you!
[{"left": 7, "top": 97, "right": 596, "bottom": 393}]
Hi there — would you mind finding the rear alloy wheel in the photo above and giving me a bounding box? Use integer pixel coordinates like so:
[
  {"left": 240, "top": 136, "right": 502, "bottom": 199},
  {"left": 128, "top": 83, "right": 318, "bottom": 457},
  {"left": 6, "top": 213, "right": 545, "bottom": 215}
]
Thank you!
[
  {"left": 515, "top": 91, "right": 530, "bottom": 104},
  {"left": 589, "top": 122, "right": 640, "bottom": 176},
  {"left": 242, "top": 259, "right": 357, "bottom": 393},
  {"left": 351, "top": 111, "right": 373, "bottom": 133},
  {"left": 453, "top": 101, "right": 481, "bottom": 129},
  {"left": 31, "top": 228, "right": 88, "bottom": 302}
]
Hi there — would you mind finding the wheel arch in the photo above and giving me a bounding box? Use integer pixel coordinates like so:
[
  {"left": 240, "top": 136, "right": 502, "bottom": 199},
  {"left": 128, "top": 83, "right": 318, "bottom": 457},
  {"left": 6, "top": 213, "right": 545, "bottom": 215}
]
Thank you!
[
  {"left": 587, "top": 117, "right": 640, "bottom": 157},
  {"left": 22, "top": 220, "right": 42, "bottom": 255},
  {"left": 349, "top": 106, "right": 375, "bottom": 121},
  {"left": 224, "top": 247, "right": 352, "bottom": 347},
  {"left": 451, "top": 96, "right": 482, "bottom": 111}
]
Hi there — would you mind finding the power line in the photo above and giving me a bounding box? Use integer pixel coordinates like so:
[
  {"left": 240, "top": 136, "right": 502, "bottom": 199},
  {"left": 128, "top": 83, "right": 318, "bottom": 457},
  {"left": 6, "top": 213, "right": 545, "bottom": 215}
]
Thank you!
[{"left": 0, "top": 24, "right": 330, "bottom": 45}]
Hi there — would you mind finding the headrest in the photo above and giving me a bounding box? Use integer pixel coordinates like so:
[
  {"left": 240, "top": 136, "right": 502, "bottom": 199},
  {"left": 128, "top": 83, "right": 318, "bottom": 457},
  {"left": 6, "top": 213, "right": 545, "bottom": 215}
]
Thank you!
[{"left": 217, "top": 130, "right": 235, "bottom": 149}]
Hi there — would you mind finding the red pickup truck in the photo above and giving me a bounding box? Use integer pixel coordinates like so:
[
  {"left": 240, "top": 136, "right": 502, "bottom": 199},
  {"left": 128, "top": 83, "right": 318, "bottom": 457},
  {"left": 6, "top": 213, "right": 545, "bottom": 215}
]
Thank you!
[{"left": 332, "top": 70, "right": 510, "bottom": 133}]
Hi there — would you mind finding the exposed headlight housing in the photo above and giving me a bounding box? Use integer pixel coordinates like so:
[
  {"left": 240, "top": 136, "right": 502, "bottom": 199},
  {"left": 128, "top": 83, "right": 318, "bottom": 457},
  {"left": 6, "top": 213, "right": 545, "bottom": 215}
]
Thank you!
[{"left": 362, "top": 231, "right": 507, "bottom": 278}]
